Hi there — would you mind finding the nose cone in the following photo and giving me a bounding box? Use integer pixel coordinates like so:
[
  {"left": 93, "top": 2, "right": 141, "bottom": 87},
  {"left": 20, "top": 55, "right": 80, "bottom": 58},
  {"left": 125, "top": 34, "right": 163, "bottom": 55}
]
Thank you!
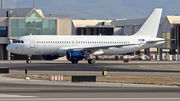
[{"left": 6, "top": 44, "right": 12, "bottom": 52}]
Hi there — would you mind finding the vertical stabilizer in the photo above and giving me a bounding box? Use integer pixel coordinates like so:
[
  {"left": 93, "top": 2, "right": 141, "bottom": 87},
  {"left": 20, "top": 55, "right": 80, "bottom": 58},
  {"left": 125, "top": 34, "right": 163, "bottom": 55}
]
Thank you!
[{"left": 133, "top": 8, "right": 162, "bottom": 38}]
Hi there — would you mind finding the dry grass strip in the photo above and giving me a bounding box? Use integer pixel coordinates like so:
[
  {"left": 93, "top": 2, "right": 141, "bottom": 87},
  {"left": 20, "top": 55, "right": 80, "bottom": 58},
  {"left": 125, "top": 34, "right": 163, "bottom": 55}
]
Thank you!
[{"left": 2, "top": 74, "right": 180, "bottom": 86}]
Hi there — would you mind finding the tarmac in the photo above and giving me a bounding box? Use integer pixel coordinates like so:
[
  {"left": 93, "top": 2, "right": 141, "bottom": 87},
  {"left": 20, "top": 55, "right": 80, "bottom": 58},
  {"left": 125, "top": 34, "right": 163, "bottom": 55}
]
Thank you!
[{"left": 0, "top": 60, "right": 180, "bottom": 101}]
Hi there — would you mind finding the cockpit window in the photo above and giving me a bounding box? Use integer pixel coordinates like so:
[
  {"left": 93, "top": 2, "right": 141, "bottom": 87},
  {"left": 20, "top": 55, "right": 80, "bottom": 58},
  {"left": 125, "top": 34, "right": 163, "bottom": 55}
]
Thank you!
[
  {"left": 13, "top": 40, "right": 17, "bottom": 43},
  {"left": 13, "top": 40, "right": 24, "bottom": 43}
]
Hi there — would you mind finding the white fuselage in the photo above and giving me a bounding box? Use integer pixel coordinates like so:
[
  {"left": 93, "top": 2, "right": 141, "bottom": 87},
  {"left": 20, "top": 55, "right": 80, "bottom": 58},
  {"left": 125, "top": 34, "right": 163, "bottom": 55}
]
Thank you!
[{"left": 6, "top": 35, "right": 164, "bottom": 56}]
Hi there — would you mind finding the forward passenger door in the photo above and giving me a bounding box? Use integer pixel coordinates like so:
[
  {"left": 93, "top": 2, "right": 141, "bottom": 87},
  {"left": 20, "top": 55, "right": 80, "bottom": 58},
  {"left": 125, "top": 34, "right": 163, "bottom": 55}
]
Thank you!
[{"left": 30, "top": 37, "right": 35, "bottom": 48}]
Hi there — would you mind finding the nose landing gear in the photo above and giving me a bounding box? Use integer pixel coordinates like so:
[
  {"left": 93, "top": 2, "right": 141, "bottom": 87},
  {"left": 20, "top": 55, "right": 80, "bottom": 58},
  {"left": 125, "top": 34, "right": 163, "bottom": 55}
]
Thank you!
[{"left": 26, "top": 55, "right": 32, "bottom": 64}]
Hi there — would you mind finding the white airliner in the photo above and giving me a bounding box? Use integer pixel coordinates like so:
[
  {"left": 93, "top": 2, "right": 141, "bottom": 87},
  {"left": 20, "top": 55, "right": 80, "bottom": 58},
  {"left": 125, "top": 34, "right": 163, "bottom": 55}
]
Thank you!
[{"left": 6, "top": 8, "right": 165, "bottom": 64}]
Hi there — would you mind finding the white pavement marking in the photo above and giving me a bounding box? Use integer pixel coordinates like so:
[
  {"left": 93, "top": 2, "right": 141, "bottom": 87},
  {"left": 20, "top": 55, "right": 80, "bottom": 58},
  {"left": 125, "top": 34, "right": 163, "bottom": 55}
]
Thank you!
[
  {"left": 1, "top": 98, "right": 180, "bottom": 100},
  {"left": 0, "top": 94, "right": 37, "bottom": 98}
]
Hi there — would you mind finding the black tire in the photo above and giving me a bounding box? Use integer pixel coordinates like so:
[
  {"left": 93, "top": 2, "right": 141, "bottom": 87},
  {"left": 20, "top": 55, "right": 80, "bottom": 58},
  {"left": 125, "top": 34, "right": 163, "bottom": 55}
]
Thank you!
[
  {"left": 90, "top": 59, "right": 95, "bottom": 64},
  {"left": 26, "top": 59, "right": 31, "bottom": 64},
  {"left": 71, "top": 61, "right": 78, "bottom": 64},
  {"left": 88, "top": 59, "right": 91, "bottom": 64},
  {"left": 88, "top": 59, "right": 95, "bottom": 64}
]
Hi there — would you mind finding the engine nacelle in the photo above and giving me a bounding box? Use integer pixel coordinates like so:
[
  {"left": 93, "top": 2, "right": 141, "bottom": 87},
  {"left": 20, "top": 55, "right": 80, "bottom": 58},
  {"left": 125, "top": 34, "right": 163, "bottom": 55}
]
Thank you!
[
  {"left": 41, "top": 55, "right": 59, "bottom": 60},
  {"left": 66, "top": 50, "right": 85, "bottom": 61}
]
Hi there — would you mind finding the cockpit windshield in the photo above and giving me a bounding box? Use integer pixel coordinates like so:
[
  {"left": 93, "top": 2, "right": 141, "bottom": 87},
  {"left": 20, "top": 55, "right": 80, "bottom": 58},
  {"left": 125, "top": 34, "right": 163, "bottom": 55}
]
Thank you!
[{"left": 13, "top": 40, "right": 24, "bottom": 43}]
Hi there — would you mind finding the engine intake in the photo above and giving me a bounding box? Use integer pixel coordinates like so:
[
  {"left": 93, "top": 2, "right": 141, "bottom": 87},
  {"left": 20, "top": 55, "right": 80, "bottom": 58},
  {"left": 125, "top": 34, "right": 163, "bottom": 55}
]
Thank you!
[{"left": 66, "top": 50, "right": 85, "bottom": 61}]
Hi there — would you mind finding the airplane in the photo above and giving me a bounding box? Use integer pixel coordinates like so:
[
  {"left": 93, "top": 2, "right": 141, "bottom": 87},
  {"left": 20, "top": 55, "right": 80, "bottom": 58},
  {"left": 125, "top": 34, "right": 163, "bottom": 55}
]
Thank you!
[{"left": 6, "top": 8, "right": 165, "bottom": 64}]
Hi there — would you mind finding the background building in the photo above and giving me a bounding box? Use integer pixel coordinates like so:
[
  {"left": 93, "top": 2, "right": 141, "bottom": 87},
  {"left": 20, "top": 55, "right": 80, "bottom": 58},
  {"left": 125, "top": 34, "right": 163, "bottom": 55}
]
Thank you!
[
  {"left": 0, "top": 1, "right": 72, "bottom": 60},
  {"left": 72, "top": 20, "right": 113, "bottom": 35}
]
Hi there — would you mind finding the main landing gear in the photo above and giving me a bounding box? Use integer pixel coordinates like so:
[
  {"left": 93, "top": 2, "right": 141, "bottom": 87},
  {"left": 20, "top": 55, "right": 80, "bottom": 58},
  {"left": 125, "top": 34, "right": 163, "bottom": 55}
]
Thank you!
[
  {"left": 26, "top": 55, "right": 32, "bottom": 64},
  {"left": 70, "top": 57, "right": 95, "bottom": 64},
  {"left": 87, "top": 54, "right": 95, "bottom": 64},
  {"left": 71, "top": 61, "right": 78, "bottom": 64},
  {"left": 71, "top": 59, "right": 95, "bottom": 64},
  {"left": 88, "top": 59, "right": 95, "bottom": 64}
]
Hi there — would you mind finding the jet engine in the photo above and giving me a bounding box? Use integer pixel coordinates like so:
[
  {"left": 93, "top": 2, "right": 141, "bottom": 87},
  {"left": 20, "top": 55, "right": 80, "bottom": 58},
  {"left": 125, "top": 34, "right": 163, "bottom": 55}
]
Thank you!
[
  {"left": 66, "top": 50, "right": 86, "bottom": 61},
  {"left": 41, "top": 55, "right": 59, "bottom": 60}
]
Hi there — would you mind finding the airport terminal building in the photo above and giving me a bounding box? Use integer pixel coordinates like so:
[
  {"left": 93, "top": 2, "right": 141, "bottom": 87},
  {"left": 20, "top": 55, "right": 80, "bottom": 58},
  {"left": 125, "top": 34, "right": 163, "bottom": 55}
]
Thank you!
[
  {"left": 0, "top": 1, "right": 180, "bottom": 60},
  {"left": 0, "top": 7, "right": 72, "bottom": 60}
]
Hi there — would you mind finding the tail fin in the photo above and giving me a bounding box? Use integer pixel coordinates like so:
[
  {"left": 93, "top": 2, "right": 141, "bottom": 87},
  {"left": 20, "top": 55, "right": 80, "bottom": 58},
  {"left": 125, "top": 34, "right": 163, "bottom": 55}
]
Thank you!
[{"left": 133, "top": 8, "right": 162, "bottom": 38}]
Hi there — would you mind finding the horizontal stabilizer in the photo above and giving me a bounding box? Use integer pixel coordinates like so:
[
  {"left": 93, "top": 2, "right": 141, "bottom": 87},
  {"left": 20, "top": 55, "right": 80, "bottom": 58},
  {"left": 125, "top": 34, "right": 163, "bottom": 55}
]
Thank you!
[{"left": 146, "top": 39, "right": 165, "bottom": 43}]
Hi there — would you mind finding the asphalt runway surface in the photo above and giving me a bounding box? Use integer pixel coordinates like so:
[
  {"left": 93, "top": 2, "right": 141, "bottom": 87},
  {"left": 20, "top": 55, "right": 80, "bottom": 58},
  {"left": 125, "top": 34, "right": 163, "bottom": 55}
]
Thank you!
[
  {"left": 0, "top": 75, "right": 180, "bottom": 101},
  {"left": 1, "top": 60, "right": 180, "bottom": 101},
  {"left": 1, "top": 60, "right": 180, "bottom": 77}
]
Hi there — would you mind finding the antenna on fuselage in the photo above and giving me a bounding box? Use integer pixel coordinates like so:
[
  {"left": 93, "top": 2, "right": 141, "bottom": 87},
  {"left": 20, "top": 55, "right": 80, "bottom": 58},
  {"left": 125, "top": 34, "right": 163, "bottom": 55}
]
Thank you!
[{"left": 30, "top": 33, "right": 32, "bottom": 36}]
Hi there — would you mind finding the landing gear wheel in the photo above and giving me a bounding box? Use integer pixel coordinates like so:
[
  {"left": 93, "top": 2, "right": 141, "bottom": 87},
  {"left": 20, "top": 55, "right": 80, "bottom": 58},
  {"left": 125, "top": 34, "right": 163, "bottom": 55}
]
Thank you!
[
  {"left": 26, "top": 59, "right": 31, "bottom": 64},
  {"left": 26, "top": 55, "right": 32, "bottom": 64},
  {"left": 88, "top": 59, "right": 95, "bottom": 64},
  {"left": 71, "top": 61, "right": 78, "bottom": 64}
]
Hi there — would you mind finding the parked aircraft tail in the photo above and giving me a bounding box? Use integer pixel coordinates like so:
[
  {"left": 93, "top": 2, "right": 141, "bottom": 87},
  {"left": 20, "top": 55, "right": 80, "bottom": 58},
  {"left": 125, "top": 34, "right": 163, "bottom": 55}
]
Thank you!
[{"left": 133, "top": 8, "right": 162, "bottom": 38}]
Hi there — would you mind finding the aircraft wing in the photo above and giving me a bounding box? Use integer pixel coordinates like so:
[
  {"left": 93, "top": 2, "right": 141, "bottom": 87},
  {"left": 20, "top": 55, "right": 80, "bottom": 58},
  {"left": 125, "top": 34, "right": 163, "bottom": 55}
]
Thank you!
[
  {"left": 67, "top": 44, "right": 136, "bottom": 51},
  {"left": 56, "top": 44, "right": 136, "bottom": 55},
  {"left": 82, "top": 44, "right": 136, "bottom": 50}
]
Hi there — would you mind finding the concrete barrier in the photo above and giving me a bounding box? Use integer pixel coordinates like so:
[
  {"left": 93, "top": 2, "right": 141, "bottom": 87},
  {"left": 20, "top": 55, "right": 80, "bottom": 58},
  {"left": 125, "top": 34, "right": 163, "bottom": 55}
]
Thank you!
[
  {"left": 165, "top": 55, "right": 169, "bottom": 61},
  {"left": 0, "top": 68, "right": 9, "bottom": 74},
  {"left": 176, "top": 55, "right": 178, "bottom": 61},
  {"left": 172, "top": 55, "right": 176, "bottom": 61},
  {"left": 54, "top": 76, "right": 58, "bottom": 81},
  {"left": 109, "top": 55, "right": 114, "bottom": 60},
  {"left": 72, "top": 76, "right": 96, "bottom": 82},
  {"left": 157, "top": 55, "right": 160, "bottom": 61},
  {"left": 152, "top": 55, "right": 156, "bottom": 60},
  {"left": 98, "top": 56, "right": 102, "bottom": 60},
  {"left": 119, "top": 55, "right": 123, "bottom": 60},
  {"left": 58, "top": 76, "right": 61, "bottom": 81},
  {"left": 169, "top": 55, "right": 172, "bottom": 61},
  {"left": 61, "top": 76, "right": 63, "bottom": 81},
  {"left": 104, "top": 55, "right": 108, "bottom": 60},
  {"left": 49, "top": 75, "right": 63, "bottom": 81},
  {"left": 141, "top": 55, "right": 146, "bottom": 60},
  {"left": 90, "top": 55, "right": 180, "bottom": 61},
  {"left": 50, "top": 76, "right": 54, "bottom": 81},
  {"left": 162, "top": 54, "right": 166, "bottom": 61},
  {"left": 134, "top": 55, "right": 139, "bottom": 60},
  {"left": 177, "top": 55, "right": 180, "bottom": 61}
]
